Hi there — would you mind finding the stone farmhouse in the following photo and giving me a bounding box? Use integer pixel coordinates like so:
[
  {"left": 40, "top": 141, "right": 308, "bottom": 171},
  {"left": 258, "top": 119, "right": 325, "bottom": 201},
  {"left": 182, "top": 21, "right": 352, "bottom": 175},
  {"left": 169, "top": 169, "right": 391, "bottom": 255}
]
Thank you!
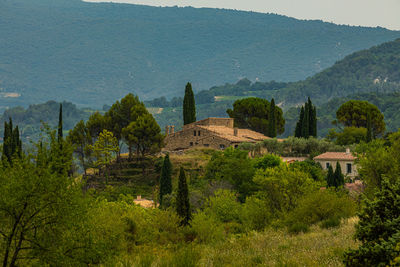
[
  {"left": 313, "top": 148, "right": 358, "bottom": 179},
  {"left": 163, "top": 117, "right": 270, "bottom": 151}
]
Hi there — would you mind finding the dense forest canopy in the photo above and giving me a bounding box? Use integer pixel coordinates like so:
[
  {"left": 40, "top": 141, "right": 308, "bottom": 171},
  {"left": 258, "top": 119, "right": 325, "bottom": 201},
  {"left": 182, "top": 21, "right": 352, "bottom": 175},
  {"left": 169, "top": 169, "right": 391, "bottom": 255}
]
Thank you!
[{"left": 0, "top": 0, "right": 399, "bottom": 112}]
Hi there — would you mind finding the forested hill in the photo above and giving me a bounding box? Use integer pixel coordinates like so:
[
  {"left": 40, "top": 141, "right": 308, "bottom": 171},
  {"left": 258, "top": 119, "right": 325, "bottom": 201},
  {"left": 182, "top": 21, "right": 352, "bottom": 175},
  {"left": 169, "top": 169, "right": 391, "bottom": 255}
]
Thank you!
[
  {"left": 278, "top": 38, "right": 400, "bottom": 106},
  {"left": 169, "top": 38, "right": 400, "bottom": 108},
  {"left": 0, "top": 0, "right": 399, "bottom": 112}
]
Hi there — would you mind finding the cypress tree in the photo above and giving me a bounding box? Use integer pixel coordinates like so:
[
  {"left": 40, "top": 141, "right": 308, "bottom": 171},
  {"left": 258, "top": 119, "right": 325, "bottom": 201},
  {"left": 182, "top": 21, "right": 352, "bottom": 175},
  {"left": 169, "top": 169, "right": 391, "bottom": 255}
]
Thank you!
[
  {"left": 307, "top": 97, "right": 313, "bottom": 135},
  {"left": 334, "top": 162, "right": 344, "bottom": 188},
  {"left": 176, "top": 167, "right": 191, "bottom": 226},
  {"left": 366, "top": 112, "right": 372, "bottom": 142},
  {"left": 2, "top": 118, "right": 22, "bottom": 163},
  {"left": 302, "top": 101, "right": 310, "bottom": 138},
  {"left": 2, "top": 121, "right": 9, "bottom": 162},
  {"left": 294, "top": 106, "right": 304, "bottom": 137},
  {"left": 326, "top": 165, "right": 334, "bottom": 187},
  {"left": 183, "top": 82, "right": 196, "bottom": 125},
  {"left": 268, "top": 98, "right": 277, "bottom": 138},
  {"left": 159, "top": 154, "right": 172, "bottom": 206},
  {"left": 58, "top": 103, "right": 63, "bottom": 142},
  {"left": 312, "top": 106, "right": 317, "bottom": 137},
  {"left": 12, "top": 125, "right": 21, "bottom": 158}
]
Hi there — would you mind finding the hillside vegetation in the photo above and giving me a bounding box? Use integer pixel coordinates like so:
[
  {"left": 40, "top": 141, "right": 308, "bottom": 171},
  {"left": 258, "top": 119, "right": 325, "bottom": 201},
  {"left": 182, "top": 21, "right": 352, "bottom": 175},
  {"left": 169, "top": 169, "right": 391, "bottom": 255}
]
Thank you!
[
  {"left": 148, "top": 38, "right": 400, "bottom": 136},
  {"left": 0, "top": 0, "right": 399, "bottom": 111},
  {"left": 0, "top": 101, "right": 93, "bottom": 141}
]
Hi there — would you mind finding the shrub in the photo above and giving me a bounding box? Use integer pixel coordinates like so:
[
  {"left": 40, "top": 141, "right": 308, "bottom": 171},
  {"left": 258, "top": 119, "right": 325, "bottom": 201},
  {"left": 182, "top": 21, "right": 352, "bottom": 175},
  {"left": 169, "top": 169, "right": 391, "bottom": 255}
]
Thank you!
[
  {"left": 286, "top": 189, "right": 356, "bottom": 229},
  {"left": 288, "top": 222, "right": 309, "bottom": 234},
  {"left": 169, "top": 245, "right": 200, "bottom": 267},
  {"left": 320, "top": 216, "right": 341, "bottom": 229},
  {"left": 189, "top": 212, "right": 224, "bottom": 243},
  {"left": 253, "top": 166, "right": 316, "bottom": 214},
  {"left": 253, "top": 154, "right": 282, "bottom": 170},
  {"left": 289, "top": 159, "right": 325, "bottom": 182},
  {"left": 205, "top": 148, "right": 256, "bottom": 202},
  {"left": 204, "top": 189, "right": 242, "bottom": 223},
  {"left": 240, "top": 196, "right": 272, "bottom": 231}
]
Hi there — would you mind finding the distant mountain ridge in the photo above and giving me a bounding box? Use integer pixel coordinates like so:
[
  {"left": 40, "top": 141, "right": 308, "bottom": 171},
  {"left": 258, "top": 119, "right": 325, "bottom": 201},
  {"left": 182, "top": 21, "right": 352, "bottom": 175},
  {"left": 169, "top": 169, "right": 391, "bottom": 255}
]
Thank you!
[
  {"left": 145, "top": 38, "right": 400, "bottom": 136},
  {"left": 0, "top": 0, "right": 399, "bottom": 112}
]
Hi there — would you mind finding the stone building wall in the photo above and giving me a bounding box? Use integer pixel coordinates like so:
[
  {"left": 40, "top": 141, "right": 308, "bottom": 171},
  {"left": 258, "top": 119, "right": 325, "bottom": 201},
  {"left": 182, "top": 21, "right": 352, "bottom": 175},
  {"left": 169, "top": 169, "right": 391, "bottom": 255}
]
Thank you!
[
  {"left": 164, "top": 125, "right": 237, "bottom": 151},
  {"left": 315, "top": 159, "right": 358, "bottom": 179}
]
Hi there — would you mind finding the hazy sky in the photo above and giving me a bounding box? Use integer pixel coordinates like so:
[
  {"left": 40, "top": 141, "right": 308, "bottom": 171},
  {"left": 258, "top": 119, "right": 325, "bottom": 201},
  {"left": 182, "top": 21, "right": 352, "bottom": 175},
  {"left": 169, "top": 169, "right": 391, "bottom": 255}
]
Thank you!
[{"left": 85, "top": 0, "right": 400, "bottom": 30}]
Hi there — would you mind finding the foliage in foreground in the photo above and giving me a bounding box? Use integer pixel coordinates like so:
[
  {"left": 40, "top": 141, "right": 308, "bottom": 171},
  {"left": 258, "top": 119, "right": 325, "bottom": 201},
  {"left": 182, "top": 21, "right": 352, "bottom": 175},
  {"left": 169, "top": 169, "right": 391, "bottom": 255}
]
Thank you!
[{"left": 344, "top": 179, "right": 400, "bottom": 266}]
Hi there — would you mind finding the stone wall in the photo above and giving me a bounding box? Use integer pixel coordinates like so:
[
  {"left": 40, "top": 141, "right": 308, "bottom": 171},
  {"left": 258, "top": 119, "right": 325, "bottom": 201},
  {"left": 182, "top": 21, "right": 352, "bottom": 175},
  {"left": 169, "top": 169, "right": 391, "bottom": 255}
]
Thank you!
[{"left": 164, "top": 125, "right": 238, "bottom": 151}]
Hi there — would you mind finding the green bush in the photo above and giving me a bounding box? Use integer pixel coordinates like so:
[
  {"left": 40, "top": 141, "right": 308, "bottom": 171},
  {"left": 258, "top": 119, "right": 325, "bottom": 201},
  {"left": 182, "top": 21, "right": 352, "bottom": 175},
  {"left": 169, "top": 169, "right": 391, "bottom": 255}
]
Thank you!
[
  {"left": 320, "top": 216, "right": 341, "bottom": 229},
  {"left": 190, "top": 212, "right": 224, "bottom": 243},
  {"left": 169, "top": 246, "right": 200, "bottom": 267},
  {"left": 253, "top": 166, "right": 316, "bottom": 214},
  {"left": 240, "top": 196, "right": 272, "bottom": 231},
  {"left": 254, "top": 154, "right": 282, "bottom": 170},
  {"left": 344, "top": 179, "right": 400, "bottom": 266},
  {"left": 286, "top": 189, "right": 356, "bottom": 229},
  {"left": 288, "top": 222, "right": 310, "bottom": 234},
  {"left": 204, "top": 148, "right": 256, "bottom": 202},
  {"left": 204, "top": 189, "right": 242, "bottom": 223}
]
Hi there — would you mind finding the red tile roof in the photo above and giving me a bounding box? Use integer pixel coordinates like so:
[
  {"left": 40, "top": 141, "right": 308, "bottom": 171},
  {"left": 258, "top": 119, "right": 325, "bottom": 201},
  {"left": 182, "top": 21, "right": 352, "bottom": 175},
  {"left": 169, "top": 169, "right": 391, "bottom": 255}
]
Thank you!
[{"left": 313, "top": 152, "right": 357, "bottom": 161}]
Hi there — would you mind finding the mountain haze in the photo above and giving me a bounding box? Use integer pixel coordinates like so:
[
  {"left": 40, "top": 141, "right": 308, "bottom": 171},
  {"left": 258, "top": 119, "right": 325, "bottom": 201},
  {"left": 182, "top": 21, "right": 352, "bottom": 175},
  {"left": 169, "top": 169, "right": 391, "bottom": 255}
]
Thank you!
[{"left": 0, "top": 0, "right": 399, "bottom": 111}]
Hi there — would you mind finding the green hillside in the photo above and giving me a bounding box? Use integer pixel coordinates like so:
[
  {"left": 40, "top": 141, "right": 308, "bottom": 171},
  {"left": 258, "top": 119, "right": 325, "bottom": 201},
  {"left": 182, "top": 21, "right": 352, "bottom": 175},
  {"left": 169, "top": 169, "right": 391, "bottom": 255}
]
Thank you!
[
  {"left": 148, "top": 38, "right": 400, "bottom": 136},
  {"left": 0, "top": 0, "right": 399, "bottom": 112},
  {"left": 0, "top": 101, "right": 94, "bottom": 141}
]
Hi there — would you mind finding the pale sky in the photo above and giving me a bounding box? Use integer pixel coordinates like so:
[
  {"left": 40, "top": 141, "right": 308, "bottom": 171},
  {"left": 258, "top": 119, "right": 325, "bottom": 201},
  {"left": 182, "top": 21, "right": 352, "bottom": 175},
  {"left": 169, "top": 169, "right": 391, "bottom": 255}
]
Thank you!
[{"left": 85, "top": 0, "right": 400, "bottom": 30}]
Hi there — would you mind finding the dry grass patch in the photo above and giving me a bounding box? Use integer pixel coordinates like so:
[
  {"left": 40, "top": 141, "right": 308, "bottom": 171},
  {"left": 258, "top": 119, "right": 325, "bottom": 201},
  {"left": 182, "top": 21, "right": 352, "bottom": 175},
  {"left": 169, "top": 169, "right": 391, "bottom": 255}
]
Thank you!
[
  {"left": 199, "top": 217, "right": 359, "bottom": 266},
  {"left": 169, "top": 148, "right": 214, "bottom": 171}
]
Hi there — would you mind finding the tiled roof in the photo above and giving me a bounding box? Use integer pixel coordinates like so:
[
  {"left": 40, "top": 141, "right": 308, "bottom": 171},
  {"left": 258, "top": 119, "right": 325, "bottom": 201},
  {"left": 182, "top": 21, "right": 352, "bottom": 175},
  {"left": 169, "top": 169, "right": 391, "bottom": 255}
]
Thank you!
[
  {"left": 313, "top": 152, "right": 357, "bottom": 161},
  {"left": 197, "top": 125, "right": 269, "bottom": 143}
]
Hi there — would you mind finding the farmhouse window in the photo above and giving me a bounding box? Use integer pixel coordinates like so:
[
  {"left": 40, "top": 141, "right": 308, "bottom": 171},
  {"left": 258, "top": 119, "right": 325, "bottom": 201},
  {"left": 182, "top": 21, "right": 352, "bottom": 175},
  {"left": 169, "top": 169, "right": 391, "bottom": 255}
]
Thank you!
[
  {"left": 326, "top": 162, "right": 330, "bottom": 169},
  {"left": 220, "top": 144, "right": 225, "bottom": 150},
  {"left": 347, "top": 163, "right": 352, "bottom": 174},
  {"left": 193, "top": 131, "right": 196, "bottom": 136},
  {"left": 190, "top": 142, "right": 193, "bottom": 146},
  {"left": 198, "top": 131, "right": 201, "bottom": 136}
]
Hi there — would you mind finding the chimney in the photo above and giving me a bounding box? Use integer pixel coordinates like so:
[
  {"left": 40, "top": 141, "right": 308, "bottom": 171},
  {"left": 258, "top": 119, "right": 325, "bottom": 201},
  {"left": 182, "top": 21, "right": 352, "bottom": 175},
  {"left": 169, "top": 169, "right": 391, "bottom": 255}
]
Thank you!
[
  {"left": 234, "top": 128, "right": 238, "bottom": 137},
  {"left": 346, "top": 148, "right": 350, "bottom": 154},
  {"left": 170, "top": 125, "right": 175, "bottom": 134},
  {"left": 137, "top": 195, "right": 141, "bottom": 200},
  {"left": 165, "top": 126, "right": 170, "bottom": 136}
]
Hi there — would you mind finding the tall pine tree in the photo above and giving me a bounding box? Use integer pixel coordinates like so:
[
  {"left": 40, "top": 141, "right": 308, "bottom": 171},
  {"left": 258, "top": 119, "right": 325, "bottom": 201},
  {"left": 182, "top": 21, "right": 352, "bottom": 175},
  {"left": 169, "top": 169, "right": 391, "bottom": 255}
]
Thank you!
[
  {"left": 159, "top": 154, "right": 172, "bottom": 206},
  {"left": 183, "top": 82, "right": 196, "bottom": 125},
  {"left": 176, "top": 167, "right": 191, "bottom": 226},
  {"left": 268, "top": 98, "right": 277, "bottom": 137}
]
